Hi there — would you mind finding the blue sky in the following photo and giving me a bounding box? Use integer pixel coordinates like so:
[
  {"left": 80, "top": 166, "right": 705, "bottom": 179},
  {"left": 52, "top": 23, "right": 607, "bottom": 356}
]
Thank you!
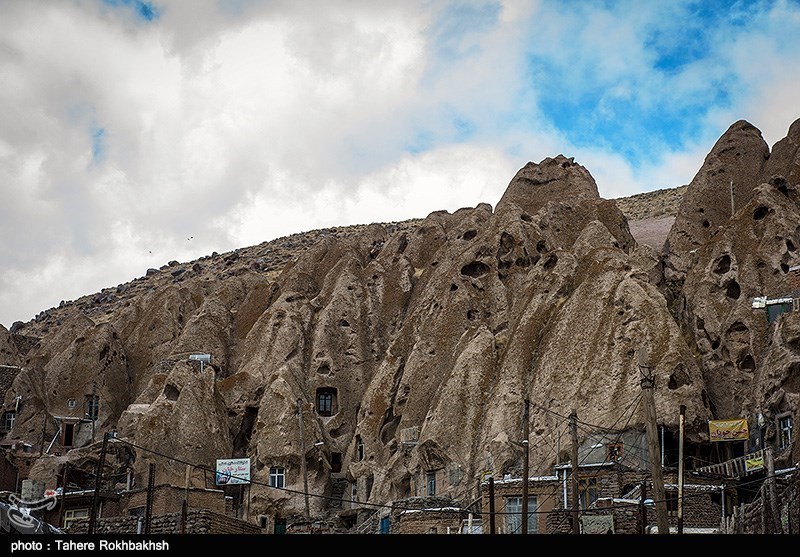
[{"left": 0, "top": 0, "right": 799, "bottom": 327}]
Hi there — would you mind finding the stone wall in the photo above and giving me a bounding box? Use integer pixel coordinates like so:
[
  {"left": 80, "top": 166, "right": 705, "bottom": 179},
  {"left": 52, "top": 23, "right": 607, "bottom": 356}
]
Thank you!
[
  {"left": 394, "top": 508, "right": 467, "bottom": 534},
  {"left": 67, "top": 508, "right": 262, "bottom": 535},
  {"left": 124, "top": 484, "right": 226, "bottom": 516}
]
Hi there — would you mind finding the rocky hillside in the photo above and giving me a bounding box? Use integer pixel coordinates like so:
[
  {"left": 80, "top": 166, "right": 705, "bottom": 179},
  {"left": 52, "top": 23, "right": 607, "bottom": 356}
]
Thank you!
[
  {"left": 8, "top": 185, "right": 686, "bottom": 338},
  {"left": 1, "top": 117, "right": 799, "bottom": 528}
]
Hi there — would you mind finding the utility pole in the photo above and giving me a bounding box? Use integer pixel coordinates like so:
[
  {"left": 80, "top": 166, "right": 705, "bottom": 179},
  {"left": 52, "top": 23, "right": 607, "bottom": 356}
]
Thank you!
[
  {"left": 488, "top": 476, "right": 496, "bottom": 534},
  {"left": 569, "top": 409, "right": 580, "bottom": 534},
  {"left": 765, "top": 447, "right": 783, "bottom": 533},
  {"left": 639, "top": 480, "right": 648, "bottom": 534},
  {"left": 296, "top": 398, "right": 310, "bottom": 520},
  {"left": 88, "top": 431, "right": 110, "bottom": 534},
  {"left": 521, "top": 399, "right": 530, "bottom": 535},
  {"left": 730, "top": 180, "right": 735, "bottom": 216},
  {"left": 678, "top": 405, "right": 685, "bottom": 534},
  {"left": 145, "top": 463, "right": 155, "bottom": 534},
  {"left": 638, "top": 348, "right": 670, "bottom": 534},
  {"left": 90, "top": 381, "right": 97, "bottom": 444}
]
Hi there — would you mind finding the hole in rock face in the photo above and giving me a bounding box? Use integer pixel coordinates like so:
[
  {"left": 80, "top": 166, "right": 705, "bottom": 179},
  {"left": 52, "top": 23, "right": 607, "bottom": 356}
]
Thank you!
[
  {"left": 787, "top": 239, "right": 796, "bottom": 252},
  {"left": 667, "top": 364, "right": 691, "bottom": 390},
  {"left": 498, "top": 232, "right": 515, "bottom": 255},
  {"left": 753, "top": 206, "right": 769, "bottom": 220},
  {"left": 543, "top": 255, "right": 558, "bottom": 270},
  {"left": 781, "top": 263, "right": 789, "bottom": 274},
  {"left": 702, "top": 220, "right": 710, "bottom": 228},
  {"left": 521, "top": 213, "right": 532, "bottom": 222},
  {"left": 738, "top": 354, "right": 755, "bottom": 371},
  {"left": 460, "top": 261, "right": 490, "bottom": 278},
  {"left": 164, "top": 384, "right": 180, "bottom": 401},
  {"left": 713, "top": 255, "right": 731, "bottom": 274},
  {"left": 462, "top": 230, "right": 477, "bottom": 241},
  {"left": 711, "top": 339, "right": 720, "bottom": 350},
  {"left": 397, "top": 235, "right": 408, "bottom": 254},
  {"left": 725, "top": 280, "right": 741, "bottom": 300},
  {"left": 536, "top": 240, "right": 547, "bottom": 253}
]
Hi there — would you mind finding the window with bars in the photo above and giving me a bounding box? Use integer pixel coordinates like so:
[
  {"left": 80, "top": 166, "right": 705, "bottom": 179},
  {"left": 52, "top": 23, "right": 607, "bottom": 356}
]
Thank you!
[{"left": 504, "top": 496, "right": 537, "bottom": 534}]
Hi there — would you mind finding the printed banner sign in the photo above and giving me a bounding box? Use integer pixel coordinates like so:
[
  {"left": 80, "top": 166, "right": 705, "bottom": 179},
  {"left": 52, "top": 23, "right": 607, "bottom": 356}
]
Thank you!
[
  {"left": 745, "top": 454, "right": 764, "bottom": 472},
  {"left": 215, "top": 458, "right": 251, "bottom": 485},
  {"left": 708, "top": 418, "right": 749, "bottom": 442}
]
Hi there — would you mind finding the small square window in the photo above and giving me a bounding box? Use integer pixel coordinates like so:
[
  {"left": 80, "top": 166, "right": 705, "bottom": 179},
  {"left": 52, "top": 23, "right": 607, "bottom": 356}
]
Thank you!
[{"left": 269, "top": 467, "right": 285, "bottom": 489}]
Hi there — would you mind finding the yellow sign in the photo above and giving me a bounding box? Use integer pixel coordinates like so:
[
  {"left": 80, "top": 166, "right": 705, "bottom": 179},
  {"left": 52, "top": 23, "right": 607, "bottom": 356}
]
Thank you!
[
  {"left": 709, "top": 418, "right": 749, "bottom": 442},
  {"left": 745, "top": 454, "right": 764, "bottom": 472}
]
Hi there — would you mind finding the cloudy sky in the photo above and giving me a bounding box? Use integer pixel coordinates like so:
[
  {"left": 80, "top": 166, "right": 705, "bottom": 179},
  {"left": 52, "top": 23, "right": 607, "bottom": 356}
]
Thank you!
[{"left": 1, "top": 0, "right": 799, "bottom": 328}]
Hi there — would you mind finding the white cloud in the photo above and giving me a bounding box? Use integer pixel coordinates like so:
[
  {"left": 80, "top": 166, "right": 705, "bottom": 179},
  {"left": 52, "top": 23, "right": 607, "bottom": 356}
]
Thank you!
[{"left": 1, "top": 0, "right": 799, "bottom": 327}]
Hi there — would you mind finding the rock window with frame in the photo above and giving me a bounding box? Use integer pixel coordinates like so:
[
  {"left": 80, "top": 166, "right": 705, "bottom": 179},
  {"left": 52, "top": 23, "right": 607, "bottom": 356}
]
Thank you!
[
  {"left": 426, "top": 471, "right": 436, "bottom": 496},
  {"left": 356, "top": 435, "right": 364, "bottom": 462},
  {"left": 777, "top": 413, "right": 793, "bottom": 450},
  {"left": 316, "top": 387, "right": 337, "bottom": 417},
  {"left": 2, "top": 411, "right": 15, "bottom": 432},
  {"left": 269, "top": 466, "right": 285, "bottom": 489}
]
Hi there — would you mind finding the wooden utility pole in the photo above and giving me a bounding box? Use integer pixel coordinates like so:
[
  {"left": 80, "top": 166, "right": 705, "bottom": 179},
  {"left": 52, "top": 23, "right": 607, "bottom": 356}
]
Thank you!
[
  {"left": 145, "top": 463, "right": 155, "bottom": 534},
  {"left": 90, "top": 381, "right": 97, "bottom": 444},
  {"left": 488, "top": 476, "right": 496, "bottom": 534},
  {"left": 765, "top": 447, "right": 783, "bottom": 533},
  {"left": 638, "top": 348, "right": 670, "bottom": 534},
  {"left": 296, "top": 398, "right": 310, "bottom": 519},
  {"left": 88, "top": 432, "right": 109, "bottom": 534},
  {"left": 678, "top": 405, "right": 685, "bottom": 534},
  {"left": 521, "top": 399, "right": 530, "bottom": 535},
  {"left": 569, "top": 409, "right": 580, "bottom": 534},
  {"left": 639, "top": 481, "right": 648, "bottom": 534}
]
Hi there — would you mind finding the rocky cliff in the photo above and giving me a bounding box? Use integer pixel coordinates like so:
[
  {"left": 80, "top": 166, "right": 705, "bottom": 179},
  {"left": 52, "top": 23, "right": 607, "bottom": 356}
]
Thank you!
[{"left": 1, "top": 117, "right": 799, "bottom": 524}]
